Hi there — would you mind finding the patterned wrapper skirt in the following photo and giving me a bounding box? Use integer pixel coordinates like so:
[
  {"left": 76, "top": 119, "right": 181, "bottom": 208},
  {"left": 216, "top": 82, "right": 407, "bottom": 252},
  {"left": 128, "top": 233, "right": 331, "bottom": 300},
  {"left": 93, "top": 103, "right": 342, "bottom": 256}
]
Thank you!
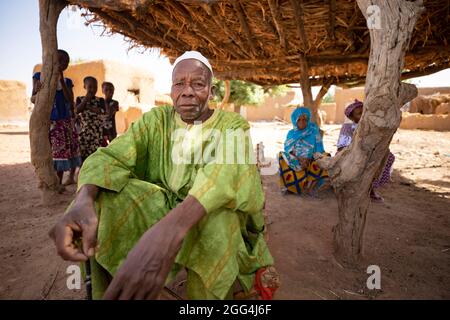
[
  {"left": 78, "top": 113, "right": 107, "bottom": 160},
  {"left": 372, "top": 152, "right": 395, "bottom": 189},
  {"left": 49, "top": 118, "right": 82, "bottom": 171},
  {"left": 278, "top": 152, "right": 328, "bottom": 195}
]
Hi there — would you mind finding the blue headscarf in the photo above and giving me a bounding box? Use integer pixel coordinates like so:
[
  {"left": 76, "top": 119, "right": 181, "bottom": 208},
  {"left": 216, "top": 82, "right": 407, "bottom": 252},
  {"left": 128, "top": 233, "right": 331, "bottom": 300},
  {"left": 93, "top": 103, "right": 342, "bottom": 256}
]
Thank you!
[{"left": 284, "top": 107, "right": 325, "bottom": 158}]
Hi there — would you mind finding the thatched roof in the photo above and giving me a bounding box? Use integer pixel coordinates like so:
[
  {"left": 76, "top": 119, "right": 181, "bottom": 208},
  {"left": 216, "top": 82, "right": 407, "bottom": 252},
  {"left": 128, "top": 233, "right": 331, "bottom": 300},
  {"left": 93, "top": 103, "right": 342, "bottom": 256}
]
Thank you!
[{"left": 69, "top": 0, "right": 449, "bottom": 87}]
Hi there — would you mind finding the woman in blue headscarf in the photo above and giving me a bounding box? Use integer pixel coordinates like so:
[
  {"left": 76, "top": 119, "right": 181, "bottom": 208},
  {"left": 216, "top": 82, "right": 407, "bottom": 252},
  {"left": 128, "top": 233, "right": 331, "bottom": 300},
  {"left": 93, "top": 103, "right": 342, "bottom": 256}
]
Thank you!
[{"left": 279, "top": 107, "right": 329, "bottom": 195}]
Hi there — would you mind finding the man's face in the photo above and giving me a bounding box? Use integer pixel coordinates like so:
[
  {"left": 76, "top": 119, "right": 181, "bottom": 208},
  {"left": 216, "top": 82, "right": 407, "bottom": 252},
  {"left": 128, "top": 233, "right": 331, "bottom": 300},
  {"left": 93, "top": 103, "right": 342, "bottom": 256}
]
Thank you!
[
  {"left": 170, "top": 59, "right": 213, "bottom": 122},
  {"left": 103, "top": 85, "right": 114, "bottom": 100},
  {"left": 85, "top": 80, "right": 98, "bottom": 96},
  {"left": 351, "top": 107, "right": 363, "bottom": 124}
]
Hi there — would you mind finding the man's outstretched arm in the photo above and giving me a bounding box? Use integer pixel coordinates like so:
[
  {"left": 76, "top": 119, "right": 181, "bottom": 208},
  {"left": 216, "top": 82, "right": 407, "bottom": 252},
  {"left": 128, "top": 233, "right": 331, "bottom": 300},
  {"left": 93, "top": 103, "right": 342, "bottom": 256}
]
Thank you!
[
  {"left": 49, "top": 184, "right": 99, "bottom": 261},
  {"left": 103, "top": 195, "right": 206, "bottom": 300},
  {"left": 49, "top": 183, "right": 206, "bottom": 299}
]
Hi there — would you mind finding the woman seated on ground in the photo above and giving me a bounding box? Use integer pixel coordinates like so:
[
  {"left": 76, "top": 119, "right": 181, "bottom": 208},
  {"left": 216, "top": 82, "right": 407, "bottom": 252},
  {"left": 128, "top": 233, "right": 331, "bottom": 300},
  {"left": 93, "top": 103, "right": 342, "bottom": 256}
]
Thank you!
[
  {"left": 279, "top": 107, "right": 329, "bottom": 196},
  {"left": 337, "top": 99, "right": 396, "bottom": 203}
]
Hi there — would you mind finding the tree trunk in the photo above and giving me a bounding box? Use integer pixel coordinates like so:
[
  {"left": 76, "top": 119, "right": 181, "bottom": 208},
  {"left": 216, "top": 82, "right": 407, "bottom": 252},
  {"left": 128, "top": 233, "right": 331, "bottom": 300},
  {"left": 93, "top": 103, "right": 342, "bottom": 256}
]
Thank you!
[
  {"left": 298, "top": 54, "right": 317, "bottom": 122},
  {"left": 220, "top": 80, "right": 230, "bottom": 109},
  {"left": 30, "top": 0, "right": 66, "bottom": 202},
  {"left": 312, "top": 80, "right": 333, "bottom": 127},
  {"left": 318, "top": 0, "right": 423, "bottom": 266}
]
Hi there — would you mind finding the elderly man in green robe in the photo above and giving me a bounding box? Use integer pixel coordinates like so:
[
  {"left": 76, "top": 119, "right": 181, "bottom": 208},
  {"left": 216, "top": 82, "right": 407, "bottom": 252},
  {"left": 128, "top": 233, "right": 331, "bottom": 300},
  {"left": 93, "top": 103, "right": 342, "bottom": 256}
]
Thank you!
[{"left": 49, "top": 51, "right": 274, "bottom": 300}]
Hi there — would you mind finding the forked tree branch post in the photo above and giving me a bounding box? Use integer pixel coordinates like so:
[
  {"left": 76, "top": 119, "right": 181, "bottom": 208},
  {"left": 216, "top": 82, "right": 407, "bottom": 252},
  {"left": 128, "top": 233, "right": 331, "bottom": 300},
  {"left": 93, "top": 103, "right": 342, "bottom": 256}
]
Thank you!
[
  {"left": 318, "top": 0, "right": 423, "bottom": 266},
  {"left": 30, "top": 0, "right": 67, "bottom": 202}
]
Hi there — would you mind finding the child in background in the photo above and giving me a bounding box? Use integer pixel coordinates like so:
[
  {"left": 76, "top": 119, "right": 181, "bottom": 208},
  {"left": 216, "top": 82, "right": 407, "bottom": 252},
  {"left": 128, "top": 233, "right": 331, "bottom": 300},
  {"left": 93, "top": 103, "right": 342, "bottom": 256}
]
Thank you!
[
  {"left": 102, "top": 82, "right": 119, "bottom": 143},
  {"left": 75, "top": 76, "right": 110, "bottom": 161},
  {"left": 31, "top": 49, "right": 81, "bottom": 187},
  {"left": 336, "top": 99, "right": 395, "bottom": 203}
]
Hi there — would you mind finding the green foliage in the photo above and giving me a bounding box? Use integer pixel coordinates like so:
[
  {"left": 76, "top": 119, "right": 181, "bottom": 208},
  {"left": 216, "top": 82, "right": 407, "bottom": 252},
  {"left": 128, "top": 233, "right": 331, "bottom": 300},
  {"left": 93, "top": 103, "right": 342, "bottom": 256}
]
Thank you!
[{"left": 213, "top": 79, "right": 288, "bottom": 107}]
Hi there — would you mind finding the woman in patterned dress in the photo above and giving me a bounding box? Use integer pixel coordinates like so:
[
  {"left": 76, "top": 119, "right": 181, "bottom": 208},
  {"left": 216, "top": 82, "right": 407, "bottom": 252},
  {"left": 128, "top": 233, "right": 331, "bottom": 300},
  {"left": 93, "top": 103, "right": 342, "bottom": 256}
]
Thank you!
[{"left": 279, "top": 107, "right": 329, "bottom": 196}]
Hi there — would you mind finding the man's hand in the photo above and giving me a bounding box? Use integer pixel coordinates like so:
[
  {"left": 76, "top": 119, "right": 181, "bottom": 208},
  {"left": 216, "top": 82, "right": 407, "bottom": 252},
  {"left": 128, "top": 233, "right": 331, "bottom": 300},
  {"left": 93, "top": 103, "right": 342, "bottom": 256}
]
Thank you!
[
  {"left": 49, "top": 185, "right": 99, "bottom": 261},
  {"left": 103, "top": 195, "right": 206, "bottom": 300}
]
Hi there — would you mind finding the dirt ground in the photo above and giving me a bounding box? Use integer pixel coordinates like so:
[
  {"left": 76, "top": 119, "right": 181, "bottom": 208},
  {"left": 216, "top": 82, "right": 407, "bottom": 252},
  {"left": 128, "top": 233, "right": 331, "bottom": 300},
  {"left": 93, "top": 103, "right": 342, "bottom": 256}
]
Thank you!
[{"left": 0, "top": 122, "right": 449, "bottom": 299}]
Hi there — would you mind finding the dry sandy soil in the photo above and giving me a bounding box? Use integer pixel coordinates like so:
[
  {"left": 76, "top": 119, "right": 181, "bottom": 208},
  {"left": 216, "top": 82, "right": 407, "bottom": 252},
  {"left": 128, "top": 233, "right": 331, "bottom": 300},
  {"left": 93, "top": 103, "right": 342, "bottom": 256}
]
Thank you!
[{"left": 0, "top": 122, "right": 449, "bottom": 299}]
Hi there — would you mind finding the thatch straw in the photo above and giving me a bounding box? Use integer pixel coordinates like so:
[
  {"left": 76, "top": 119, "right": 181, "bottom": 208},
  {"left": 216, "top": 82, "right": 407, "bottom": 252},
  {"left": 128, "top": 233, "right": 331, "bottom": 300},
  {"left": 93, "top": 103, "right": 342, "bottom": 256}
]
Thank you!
[{"left": 70, "top": 0, "right": 450, "bottom": 87}]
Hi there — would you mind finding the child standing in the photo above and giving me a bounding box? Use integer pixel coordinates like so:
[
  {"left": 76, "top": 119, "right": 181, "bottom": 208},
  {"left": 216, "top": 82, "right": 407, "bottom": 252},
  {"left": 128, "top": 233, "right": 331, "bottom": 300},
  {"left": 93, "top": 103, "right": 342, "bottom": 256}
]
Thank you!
[
  {"left": 31, "top": 49, "right": 81, "bottom": 187},
  {"left": 102, "top": 82, "right": 119, "bottom": 143},
  {"left": 76, "top": 76, "right": 110, "bottom": 161}
]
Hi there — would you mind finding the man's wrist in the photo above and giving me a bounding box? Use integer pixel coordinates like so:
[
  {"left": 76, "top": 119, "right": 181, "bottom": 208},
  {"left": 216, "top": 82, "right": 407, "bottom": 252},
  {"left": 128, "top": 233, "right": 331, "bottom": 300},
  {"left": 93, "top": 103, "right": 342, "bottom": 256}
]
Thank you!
[
  {"left": 170, "top": 196, "right": 206, "bottom": 239},
  {"left": 76, "top": 184, "right": 99, "bottom": 203}
]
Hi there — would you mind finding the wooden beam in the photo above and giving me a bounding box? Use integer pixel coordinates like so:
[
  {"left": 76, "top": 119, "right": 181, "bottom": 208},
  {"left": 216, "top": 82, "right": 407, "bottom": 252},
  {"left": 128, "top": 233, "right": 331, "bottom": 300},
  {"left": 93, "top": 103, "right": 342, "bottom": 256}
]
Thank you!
[
  {"left": 214, "top": 58, "right": 447, "bottom": 88},
  {"left": 200, "top": 3, "right": 251, "bottom": 59},
  {"left": 213, "top": 54, "right": 369, "bottom": 66},
  {"left": 401, "top": 62, "right": 450, "bottom": 80},
  {"left": 328, "top": 0, "right": 336, "bottom": 41},
  {"left": 267, "top": 0, "right": 288, "bottom": 49},
  {"left": 289, "top": 0, "right": 308, "bottom": 51},
  {"left": 92, "top": 9, "right": 190, "bottom": 53},
  {"left": 168, "top": 0, "right": 244, "bottom": 59},
  {"left": 314, "top": 78, "right": 334, "bottom": 105},
  {"left": 253, "top": 6, "right": 279, "bottom": 47},
  {"left": 232, "top": 1, "right": 258, "bottom": 57}
]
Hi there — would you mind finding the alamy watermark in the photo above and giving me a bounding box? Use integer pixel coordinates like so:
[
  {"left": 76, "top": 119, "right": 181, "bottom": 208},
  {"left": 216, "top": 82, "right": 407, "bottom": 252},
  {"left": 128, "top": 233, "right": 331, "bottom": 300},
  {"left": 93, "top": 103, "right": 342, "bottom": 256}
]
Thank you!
[
  {"left": 66, "top": 265, "right": 81, "bottom": 290},
  {"left": 366, "top": 265, "right": 381, "bottom": 290},
  {"left": 169, "top": 122, "right": 279, "bottom": 175}
]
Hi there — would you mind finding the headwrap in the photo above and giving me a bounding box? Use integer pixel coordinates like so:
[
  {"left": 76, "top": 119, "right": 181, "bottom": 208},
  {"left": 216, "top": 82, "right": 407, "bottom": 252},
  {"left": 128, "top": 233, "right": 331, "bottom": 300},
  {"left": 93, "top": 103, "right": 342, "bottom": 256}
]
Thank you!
[
  {"left": 172, "top": 51, "right": 214, "bottom": 77},
  {"left": 284, "top": 107, "right": 325, "bottom": 158},
  {"left": 344, "top": 99, "right": 363, "bottom": 119}
]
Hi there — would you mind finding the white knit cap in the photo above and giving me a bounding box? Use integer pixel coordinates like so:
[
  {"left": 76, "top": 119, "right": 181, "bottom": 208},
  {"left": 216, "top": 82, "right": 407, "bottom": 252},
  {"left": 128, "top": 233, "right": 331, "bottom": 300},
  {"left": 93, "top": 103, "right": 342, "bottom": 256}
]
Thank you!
[{"left": 172, "top": 51, "right": 213, "bottom": 77}]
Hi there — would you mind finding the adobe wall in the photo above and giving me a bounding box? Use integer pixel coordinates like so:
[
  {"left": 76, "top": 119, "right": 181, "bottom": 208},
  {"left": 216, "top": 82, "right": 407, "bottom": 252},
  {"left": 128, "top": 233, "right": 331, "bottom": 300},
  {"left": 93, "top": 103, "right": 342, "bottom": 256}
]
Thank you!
[
  {"left": 33, "top": 60, "right": 155, "bottom": 111},
  {"left": 400, "top": 112, "right": 450, "bottom": 131},
  {"left": 244, "top": 91, "right": 295, "bottom": 121},
  {"left": 0, "top": 80, "right": 29, "bottom": 121},
  {"left": 33, "top": 61, "right": 105, "bottom": 100}
]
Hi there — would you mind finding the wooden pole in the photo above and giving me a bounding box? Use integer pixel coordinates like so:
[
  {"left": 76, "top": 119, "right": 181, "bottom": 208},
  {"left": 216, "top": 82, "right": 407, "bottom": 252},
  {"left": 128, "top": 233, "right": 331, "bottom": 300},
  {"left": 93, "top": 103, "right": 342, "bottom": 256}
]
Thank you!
[
  {"left": 318, "top": 0, "right": 423, "bottom": 266},
  {"left": 220, "top": 80, "right": 231, "bottom": 109},
  {"left": 30, "top": 0, "right": 66, "bottom": 202}
]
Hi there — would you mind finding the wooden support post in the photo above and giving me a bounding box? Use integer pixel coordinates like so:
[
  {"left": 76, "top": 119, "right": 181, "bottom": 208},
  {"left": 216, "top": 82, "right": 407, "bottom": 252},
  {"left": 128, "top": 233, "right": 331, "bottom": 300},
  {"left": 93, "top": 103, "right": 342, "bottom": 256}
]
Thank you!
[
  {"left": 30, "top": 0, "right": 66, "bottom": 202},
  {"left": 220, "top": 80, "right": 231, "bottom": 109},
  {"left": 290, "top": 0, "right": 321, "bottom": 125},
  {"left": 312, "top": 79, "right": 334, "bottom": 126},
  {"left": 318, "top": 0, "right": 423, "bottom": 266},
  {"left": 298, "top": 54, "right": 316, "bottom": 122}
]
